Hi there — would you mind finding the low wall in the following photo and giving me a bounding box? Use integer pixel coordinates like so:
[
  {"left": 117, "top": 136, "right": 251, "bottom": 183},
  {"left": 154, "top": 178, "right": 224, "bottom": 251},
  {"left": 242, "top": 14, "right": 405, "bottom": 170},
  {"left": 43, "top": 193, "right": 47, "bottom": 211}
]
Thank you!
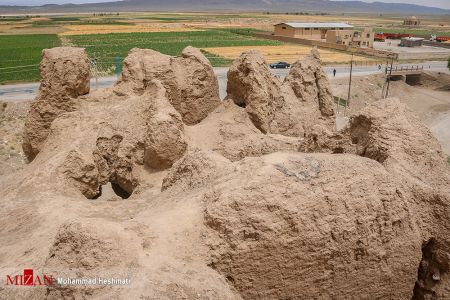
[
  {"left": 253, "top": 32, "right": 397, "bottom": 59},
  {"left": 396, "top": 51, "right": 450, "bottom": 60},
  {"left": 423, "top": 41, "right": 450, "bottom": 49},
  {"left": 253, "top": 32, "right": 314, "bottom": 46}
]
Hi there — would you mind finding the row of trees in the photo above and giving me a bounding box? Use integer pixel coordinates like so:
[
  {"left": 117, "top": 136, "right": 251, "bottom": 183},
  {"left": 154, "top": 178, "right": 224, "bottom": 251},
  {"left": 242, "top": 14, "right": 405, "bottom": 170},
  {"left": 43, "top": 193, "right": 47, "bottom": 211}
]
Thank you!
[
  {"left": 264, "top": 12, "right": 329, "bottom": 15},
  {"left": 93, "top": 13, "right": 120, "bottom": 16}
]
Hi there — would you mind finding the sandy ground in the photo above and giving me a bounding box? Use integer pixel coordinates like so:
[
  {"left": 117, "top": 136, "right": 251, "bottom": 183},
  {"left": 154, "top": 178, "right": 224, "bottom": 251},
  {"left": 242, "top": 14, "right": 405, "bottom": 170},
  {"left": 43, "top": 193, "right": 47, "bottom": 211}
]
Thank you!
[
  {"left": 0, "top": 101, "right": 28, "bottom": 176},
  {"left": 430, "top": 112, "right": 450, "bottom": 155},
  {"left": 203, "top": 45, "right": 378, "bottom": 64},
  {"left": 374, "top": 40, "right": 450, "bottom": 60}
]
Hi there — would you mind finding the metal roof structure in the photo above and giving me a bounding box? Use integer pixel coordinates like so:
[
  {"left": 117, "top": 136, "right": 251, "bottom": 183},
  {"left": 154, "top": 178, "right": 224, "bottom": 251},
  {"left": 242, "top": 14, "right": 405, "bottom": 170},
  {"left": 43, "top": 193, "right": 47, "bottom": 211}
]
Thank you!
[
  {"left": 401, "top": 37, "right": 424, "bottom": 41},
  {"left": 277, "top": 23, "right": 354, "bottom": 29}
]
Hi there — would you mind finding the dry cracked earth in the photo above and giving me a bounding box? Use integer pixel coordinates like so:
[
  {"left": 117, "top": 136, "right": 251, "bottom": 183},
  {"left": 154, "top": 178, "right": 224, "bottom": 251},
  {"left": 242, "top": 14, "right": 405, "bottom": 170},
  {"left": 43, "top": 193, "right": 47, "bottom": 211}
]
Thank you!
[{"left": 0, "top": 45, "right": 449, "bottom": 299}]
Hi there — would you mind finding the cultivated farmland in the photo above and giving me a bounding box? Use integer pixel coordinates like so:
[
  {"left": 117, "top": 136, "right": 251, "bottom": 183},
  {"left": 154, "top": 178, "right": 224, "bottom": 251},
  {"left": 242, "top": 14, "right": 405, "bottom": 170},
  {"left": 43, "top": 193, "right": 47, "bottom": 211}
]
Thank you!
[
  {"left": 0, "top": 29, "right": 282, "bottom": 83},
  {"left": 203, "top": 45, "right": 378, "bottom": 64},
  {"left": 0, "top": 34, "right": 60, "bottom": 83},
  {"left": 68, "top": 30, "right": 282, "bottom": 67},
  {"left": 1, "top": 12, "right": 449, "bottom": 84}
]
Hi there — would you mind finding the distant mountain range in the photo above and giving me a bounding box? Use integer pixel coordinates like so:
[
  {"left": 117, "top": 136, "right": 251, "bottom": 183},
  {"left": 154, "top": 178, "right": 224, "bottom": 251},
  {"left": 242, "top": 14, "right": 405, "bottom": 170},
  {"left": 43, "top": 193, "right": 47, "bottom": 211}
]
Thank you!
[{"left": 1, "top": 0, "right": 449, "bottom": 15}]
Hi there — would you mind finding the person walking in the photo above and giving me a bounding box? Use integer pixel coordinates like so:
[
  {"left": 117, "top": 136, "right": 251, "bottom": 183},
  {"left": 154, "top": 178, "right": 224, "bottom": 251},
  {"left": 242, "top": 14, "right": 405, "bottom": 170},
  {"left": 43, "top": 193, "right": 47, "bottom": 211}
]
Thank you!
[{"left": 333, "top": 68, "right": 336, "bottom": 77}]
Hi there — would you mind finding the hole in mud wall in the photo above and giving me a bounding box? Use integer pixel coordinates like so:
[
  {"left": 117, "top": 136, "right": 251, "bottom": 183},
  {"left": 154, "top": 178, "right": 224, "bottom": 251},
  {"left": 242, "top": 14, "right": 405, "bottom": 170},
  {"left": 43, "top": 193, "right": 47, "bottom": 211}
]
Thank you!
[
  {"left": 226, "top": 275, "right": 235, "bottom": 285},
  {"left": 412, "top": 238, "right": 448, "bottom": 300},
  {"left": 91, "top": 185, "right": 103, "bottom": 200},
  {"left": 111, "top": 182, "right": 132, "bottom": 199},
  {"left": 91, "top": 182, "right": 132, "bottom": 200},
  {"left": 332, "top": 147, "right": 344, "bottom": 154},
  {"left": 235, "top": 100, "right": 246, "bottom": 108}
]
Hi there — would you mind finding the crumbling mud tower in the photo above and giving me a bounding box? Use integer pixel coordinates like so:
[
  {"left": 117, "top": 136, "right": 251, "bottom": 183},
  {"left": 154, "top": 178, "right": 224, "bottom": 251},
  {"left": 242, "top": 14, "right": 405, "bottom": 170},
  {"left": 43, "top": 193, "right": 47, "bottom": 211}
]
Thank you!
[
  {"left": 226, "top": 48, "right": 335, "bottom": 136},
  {"left": 5, "top": 46, "right": 450, "bottom": 300},
  {"left": 22, "top": 47, "right": 90, "bottom": 161}
]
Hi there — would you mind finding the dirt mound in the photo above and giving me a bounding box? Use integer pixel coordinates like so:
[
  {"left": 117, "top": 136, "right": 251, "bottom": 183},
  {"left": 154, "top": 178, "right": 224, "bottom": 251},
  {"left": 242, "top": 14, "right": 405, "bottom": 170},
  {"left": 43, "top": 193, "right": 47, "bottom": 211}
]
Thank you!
[
  {"left": 162, "top": 148, "right": 232, "bottom": 191},
  {"left": 421, "top": 71, "right": 450, "bottom": 91},
  {"left": 204, "top": 152, "right": 423, "bottom": 299},
  {"left": 46, "top": 63, "right": 188, "bottom": 199},
  {"left": 143, "top": 81, "right": 187, "bottom": 169},
  {"left": 0, "top": 100, "right": 28, "bottom": 176},
  {"left": 22, "top": 47, "right": 90, "bottom": 161},
  {"left": 2, "top": 46, "right": 450, "bottom": 300},
  {"left": 284, "top": 48, "right": 335, "bottom": 116},
  {"left": 46, "top": 221, "right": 135, "bottom": 270},
  {"left": 345, "top": 98, "right": 449, "bottom": 187},
  {"left": 330, "top": 72, "right": 450, "bottom": 156},
  {"left": 200, "top": 98, "right": 450, "bottom": 298},
  {"left": 114, "top": 46, "right": 220, "bottom": 125},
  {"left": 226, "top": 49, "right": 334, "bottom": 137},
  {"left": 185, "top": 99, "right": 304, "bottom": 162}
]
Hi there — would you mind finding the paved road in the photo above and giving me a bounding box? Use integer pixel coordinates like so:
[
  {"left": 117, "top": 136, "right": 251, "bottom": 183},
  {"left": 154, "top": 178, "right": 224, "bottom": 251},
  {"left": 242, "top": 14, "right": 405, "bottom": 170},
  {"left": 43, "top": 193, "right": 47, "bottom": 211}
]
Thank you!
[{"left": 0, "top": 61, "right": 448, "bottom": 101}]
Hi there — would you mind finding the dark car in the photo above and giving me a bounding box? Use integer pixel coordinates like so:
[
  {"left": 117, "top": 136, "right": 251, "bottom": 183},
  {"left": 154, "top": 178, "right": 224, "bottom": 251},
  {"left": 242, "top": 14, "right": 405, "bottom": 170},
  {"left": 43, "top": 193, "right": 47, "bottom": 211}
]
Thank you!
[{"left": 269, "top": 61, "right": 290, "bottom": 69}]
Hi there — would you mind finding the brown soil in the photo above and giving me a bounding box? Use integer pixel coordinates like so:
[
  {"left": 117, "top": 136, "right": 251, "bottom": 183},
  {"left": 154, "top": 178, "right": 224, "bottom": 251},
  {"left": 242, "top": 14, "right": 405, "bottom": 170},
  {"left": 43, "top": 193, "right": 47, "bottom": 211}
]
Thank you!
[
  {"left": 0, "top": 100, "right": 28, "bottom": 176},
  {"left": 0, "top": 47, "right": 449, "bottom": 300},
  {"left": 203, "top": 45, "right": 377, "bottom": 64},
  {"left": 331, "top": 71, "right": 450, "bottom": 154}
]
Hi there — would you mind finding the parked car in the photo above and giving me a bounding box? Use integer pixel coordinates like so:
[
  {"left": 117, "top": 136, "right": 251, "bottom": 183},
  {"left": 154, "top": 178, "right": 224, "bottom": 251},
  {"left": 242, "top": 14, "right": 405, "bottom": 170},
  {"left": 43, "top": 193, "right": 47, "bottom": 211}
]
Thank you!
[{"left": 269, "top": 61, "right": 290, "bottom": 69}]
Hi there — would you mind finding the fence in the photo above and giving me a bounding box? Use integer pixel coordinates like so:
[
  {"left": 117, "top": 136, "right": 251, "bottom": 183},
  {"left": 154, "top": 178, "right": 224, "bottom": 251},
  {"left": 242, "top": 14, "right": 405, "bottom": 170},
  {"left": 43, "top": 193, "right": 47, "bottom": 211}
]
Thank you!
[
  {"left": 387, "top": 65, "right": 424, "bottom": 73},
  {"left": 0, "top": 56, "right": 123, "bottom": 86},
  {"left": 334, "top": 96, "right": 348, "bottom": 116}
]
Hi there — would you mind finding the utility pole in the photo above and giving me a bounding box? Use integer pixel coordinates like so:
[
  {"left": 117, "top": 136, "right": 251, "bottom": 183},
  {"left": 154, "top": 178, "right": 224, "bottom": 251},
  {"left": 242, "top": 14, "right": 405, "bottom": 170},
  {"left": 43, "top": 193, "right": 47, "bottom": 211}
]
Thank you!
[
  {"left": 346, "top": 53, "right": 354, "bottom": 112},
  {"left": 384, "top": 55, "right": 394, "bottom": 98},
  {"left": 345, "top": 31, "right": 356, "bottom": 114}
]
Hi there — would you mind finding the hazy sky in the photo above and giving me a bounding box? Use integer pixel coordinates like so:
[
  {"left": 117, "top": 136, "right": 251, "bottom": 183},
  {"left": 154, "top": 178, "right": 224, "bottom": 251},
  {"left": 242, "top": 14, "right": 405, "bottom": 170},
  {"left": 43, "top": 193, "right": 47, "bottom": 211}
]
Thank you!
[
  {"left": 333, "top": 0, "right": 450, "bottom": 9},
  {"left": 1, "top": 0, "right": 449, "bottom": 9},
  {"left": 0, "top": 0, "right": 114, "bottom": 5}
]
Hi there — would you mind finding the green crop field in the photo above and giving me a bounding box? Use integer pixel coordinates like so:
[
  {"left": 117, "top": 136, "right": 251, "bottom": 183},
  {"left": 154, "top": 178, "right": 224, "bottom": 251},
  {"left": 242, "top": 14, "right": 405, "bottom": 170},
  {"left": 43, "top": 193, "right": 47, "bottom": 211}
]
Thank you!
[
  {"left": 0, "top": 30, "right": 281, "bottom": 84},
  {"left": 0, "top": 34, "right": 60, "bottom": 84},
  {"left": 68, "top": 29, "right": 281, "bottom": 68}
]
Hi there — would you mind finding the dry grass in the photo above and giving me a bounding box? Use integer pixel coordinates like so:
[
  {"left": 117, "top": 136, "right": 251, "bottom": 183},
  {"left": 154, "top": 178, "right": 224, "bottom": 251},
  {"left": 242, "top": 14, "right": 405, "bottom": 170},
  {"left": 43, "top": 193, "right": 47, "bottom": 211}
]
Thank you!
[
  {"left": 0, "top": 23, "right": 29, "bottom": 32},
  {"left": 202, "top": 45, "right": 378, "bottom": 64},
  {"left": 59, "top": 23, "right": 204, "bottom": 35},
  {"left": 0, "top": 23, "right": 63, "bottom": 35}
]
